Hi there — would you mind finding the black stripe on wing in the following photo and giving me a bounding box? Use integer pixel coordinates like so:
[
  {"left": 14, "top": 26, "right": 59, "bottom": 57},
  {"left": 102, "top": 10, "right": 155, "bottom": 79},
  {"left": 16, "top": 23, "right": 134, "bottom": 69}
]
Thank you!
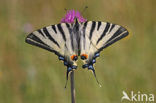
[
  {"left": 89, "top": 21, "right": 96, "bottom": 40},
  {"left": 38, "top": 29, "right": 45, "bottom": 37},
  {"left": 65, "top": 23, "right": 74, "bottom": 51},
  {"left": 25, "top": 33, "right": 61, "bottom": 56},
  {"left": 99, "top": 26, "right": 129, "bottom": 51},
  {"left": 82, "top": 22, "right": 88, "bottom": 51},
  {"left": 51, "top": 25, "right": 57, "bottom": 33},
  {"left": 109, "top": 24, "right": 115, "bottom": 32},
  {"left": 96, "top": 22, "right": 110, "bottom": 44},
  {"left": 43, "top": 27, "right": 60, "bottom": 48},
  {"left": 97, "top": 21, "right": 101, "bottom": 30},
  {"left": 57, "top": 24, "right": 66, "bottom": 41}
]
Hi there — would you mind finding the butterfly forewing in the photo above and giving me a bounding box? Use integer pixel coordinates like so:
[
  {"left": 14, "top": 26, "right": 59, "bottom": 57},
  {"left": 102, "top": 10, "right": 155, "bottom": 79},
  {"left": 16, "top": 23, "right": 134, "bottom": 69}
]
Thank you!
[
  {"left": 80, "top": 21, "right": 129, "bottom": 64},
  {"left": 96, "top": 23, "right": 128, "bottom": 51},
  {"left": 25, "top": 23, "right": 78, "bottom": 65}
]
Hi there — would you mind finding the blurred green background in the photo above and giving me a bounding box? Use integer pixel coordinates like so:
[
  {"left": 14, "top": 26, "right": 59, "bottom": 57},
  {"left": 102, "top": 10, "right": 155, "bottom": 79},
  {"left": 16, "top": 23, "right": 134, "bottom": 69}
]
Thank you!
[{"left": 0, "top": 0, "right": 155, "bottom": 103}]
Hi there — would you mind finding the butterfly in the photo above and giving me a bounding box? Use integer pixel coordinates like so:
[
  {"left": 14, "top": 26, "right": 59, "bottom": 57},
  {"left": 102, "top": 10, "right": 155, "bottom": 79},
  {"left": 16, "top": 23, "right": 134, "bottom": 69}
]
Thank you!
[{"left": 25, "top": 10, "right": 129, "bottom": 86}]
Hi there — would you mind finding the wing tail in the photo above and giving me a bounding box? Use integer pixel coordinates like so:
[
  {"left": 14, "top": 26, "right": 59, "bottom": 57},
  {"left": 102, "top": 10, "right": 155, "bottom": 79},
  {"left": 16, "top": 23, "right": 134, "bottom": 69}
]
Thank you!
[{"left": 88, "top": 65, "right": 101, "bottom": 87}]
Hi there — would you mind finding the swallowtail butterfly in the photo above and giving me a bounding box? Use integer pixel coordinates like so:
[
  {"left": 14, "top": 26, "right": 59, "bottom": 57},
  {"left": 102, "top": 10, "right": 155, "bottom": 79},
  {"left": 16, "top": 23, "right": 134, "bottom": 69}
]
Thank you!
[{"left": 25, "top": 10, "right": 129, "bottom": 86}]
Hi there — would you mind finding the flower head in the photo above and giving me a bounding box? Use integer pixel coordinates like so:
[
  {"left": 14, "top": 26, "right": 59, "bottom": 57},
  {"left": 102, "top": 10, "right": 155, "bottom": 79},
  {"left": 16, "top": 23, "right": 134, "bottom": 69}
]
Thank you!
[{"left": 61, "top": 10, "right": 87, "bottom": 23}]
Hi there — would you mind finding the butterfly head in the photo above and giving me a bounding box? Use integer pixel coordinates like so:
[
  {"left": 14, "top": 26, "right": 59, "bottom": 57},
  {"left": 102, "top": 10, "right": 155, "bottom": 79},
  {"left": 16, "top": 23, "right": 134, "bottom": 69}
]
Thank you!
[{"left": 61, "top": 10, "right": 87, "bottom": 23}]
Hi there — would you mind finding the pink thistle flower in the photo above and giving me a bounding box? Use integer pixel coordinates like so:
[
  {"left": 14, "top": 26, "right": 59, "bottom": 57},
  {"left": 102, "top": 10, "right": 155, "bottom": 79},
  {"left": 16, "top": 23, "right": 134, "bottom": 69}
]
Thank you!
[{"left": 61, "top": 10, "right": 87, "bottom": 23}]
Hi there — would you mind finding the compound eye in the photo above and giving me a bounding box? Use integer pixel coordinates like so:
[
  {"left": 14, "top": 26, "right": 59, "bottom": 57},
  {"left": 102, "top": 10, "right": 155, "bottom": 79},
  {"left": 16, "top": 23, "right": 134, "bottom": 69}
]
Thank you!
[
  {"left": 71, "top": 55, "right": 78, "bottom": 61},
  {"left": 81, "top": 54, "right": 88, "bottom": 60}
]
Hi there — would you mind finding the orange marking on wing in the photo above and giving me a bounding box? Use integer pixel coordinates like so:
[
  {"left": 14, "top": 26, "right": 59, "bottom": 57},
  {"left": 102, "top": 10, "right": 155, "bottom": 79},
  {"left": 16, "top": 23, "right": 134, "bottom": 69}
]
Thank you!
[
  {"left": 81, "top": 54, "right": 88, "bottom": 59},
  {"left": 71, "top": 55, "right": 78, "bottom": 60}
]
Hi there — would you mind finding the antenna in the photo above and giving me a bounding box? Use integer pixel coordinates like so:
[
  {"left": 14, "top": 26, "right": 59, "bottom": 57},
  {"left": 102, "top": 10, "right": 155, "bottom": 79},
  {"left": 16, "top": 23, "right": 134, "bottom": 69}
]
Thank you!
[
  {"left": 81, "top": 6, "right": 88, "bottom": 15},
  {"left": 64, "top": 8, "right": 68, "bottom": 12}
]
